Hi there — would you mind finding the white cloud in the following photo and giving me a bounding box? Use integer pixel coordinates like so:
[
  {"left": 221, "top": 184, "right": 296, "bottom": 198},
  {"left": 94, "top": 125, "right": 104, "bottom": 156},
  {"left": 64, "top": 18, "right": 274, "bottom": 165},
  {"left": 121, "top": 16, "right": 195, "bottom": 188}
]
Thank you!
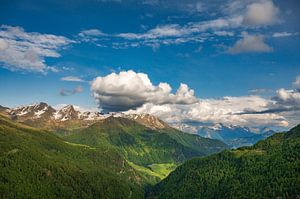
[
  {"left": 0, "top": 25, "right": 73, "bottom": 73},
  {"left": 91, "top": 70, "right": 197, "bottom": 111},
  {"left": 117, "top": 17, "right": 242, "bottom": 41},
  {"left": 78, "top": 29, "right": 107, "bottom": 44},
  {"left": 0, "top": 38, "right": 9, "bottom": 51},
  {"left": 213, "top": 31, "right": 234, "bottom": 36},
  {"left": 117, "top": 24, "right": 187, "bottom": 40},
  {"left": 79, "top": 29, "right": 106, "bottom": 37},
  {"left": 113, "top": 16, "right": 243, "bottom": 49},
  {"left": 272, "top": 32, "right": 293, "bottom": 38},
  {"left": 293, "top": 75, "right": 300, "bottom": 89},
  {"left": 274, "top": 88, "right": 300, "bottom": 106},
  {"left": 89, "top": 70, "right": 291, "bottom": 128},
  {"left": 61, "top": 76, "right": 85, "bottom": 82},
  {"left": 73, "top": 1, "right": 283, "bottom": 50},
  {"left": 246, "top": 75, "right": 300, "bottom": 126},
  {"left": 228, "top": 32, "right": 273, "bottom": 54},
  {"left": 125, "top": 96, "right": 288, "bottom": 127},
  {"left": 243, "top": 0, "right": 280, "bottom": 26}
]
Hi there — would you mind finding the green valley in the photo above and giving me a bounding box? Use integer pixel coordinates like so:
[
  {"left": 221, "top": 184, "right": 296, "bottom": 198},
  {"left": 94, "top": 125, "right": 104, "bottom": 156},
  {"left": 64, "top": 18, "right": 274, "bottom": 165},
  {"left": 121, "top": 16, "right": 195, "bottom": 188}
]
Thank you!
[{"left": 64, "top": 116, "right": 227, "bottom": 181}]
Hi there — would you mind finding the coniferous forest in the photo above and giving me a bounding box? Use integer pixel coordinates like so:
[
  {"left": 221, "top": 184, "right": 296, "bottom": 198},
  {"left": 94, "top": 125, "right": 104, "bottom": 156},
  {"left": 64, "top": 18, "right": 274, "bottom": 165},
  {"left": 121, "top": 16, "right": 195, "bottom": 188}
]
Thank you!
[{"left": 1, "top": 112, "right": 299, "bottom": 198}]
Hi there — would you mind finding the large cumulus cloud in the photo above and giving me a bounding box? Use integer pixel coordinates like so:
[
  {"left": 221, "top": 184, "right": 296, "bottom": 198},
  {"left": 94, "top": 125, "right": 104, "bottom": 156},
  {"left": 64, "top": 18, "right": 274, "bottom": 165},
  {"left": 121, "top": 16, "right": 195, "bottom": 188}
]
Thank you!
[
  {"left": 90, "top": 70, "right": 296, "bottom": 128},
  {"left": 91, "top": 70, "right": 197, "bottom": 112}
]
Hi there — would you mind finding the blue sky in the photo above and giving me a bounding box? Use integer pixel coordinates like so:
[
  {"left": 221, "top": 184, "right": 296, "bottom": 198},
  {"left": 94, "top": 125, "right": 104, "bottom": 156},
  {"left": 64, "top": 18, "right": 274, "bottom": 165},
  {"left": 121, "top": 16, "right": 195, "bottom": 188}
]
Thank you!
[{"left": 0, "top": 0, "right": 299, "bottom": 128}]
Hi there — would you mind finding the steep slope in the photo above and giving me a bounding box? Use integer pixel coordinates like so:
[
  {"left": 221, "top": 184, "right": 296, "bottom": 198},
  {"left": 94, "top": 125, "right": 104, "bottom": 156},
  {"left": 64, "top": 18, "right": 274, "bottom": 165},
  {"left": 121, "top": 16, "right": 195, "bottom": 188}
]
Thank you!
[
  {"left": 0, "top": 114, "right": 145, "bottom": 198},
  {"left": 148, "top": 124, "right": 300, "bottom": 199},
  {"left": 65, "top": 116, "right": 227, "bottom": 180}
]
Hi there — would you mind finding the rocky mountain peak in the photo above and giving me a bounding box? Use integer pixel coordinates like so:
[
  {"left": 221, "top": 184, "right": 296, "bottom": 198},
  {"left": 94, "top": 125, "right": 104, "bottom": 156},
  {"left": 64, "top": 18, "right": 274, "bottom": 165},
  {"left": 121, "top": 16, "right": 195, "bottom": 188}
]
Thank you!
[
  {"left": 54, "top": 105, "right": 79, "bottom": 121},
  {"left": 10, "top": 102, "right": 56, "bottom": 119},
  {"left": 3, "top": 102, "right": 170, "bottom": 129},
  {"left": 125, "top": 113, "right": 169, "bottom": 129}
]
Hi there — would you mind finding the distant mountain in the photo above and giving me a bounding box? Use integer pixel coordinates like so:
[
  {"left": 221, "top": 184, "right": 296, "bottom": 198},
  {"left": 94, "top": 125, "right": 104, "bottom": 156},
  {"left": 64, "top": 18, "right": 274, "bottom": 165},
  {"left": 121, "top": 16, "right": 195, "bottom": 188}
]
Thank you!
[
  {"left": 174, "top": 122, "right": 276, "bottom": 148},
  {"left": 4, "top": 103, "right": 276, "bottom": 148},
  {"left": 147, "top": 124, "right": 300, "bottom": 198},
  {"left": 3, "top": 102, "right": 276, "bottom": 148}
]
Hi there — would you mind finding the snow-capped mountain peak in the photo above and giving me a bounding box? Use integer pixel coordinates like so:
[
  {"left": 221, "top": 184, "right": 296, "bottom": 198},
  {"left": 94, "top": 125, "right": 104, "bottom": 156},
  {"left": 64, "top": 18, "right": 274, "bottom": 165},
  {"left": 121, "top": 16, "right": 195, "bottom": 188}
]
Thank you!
[
  {"left": 10, "top": 102, "right": 56, "bottom": 119},
  {"left": 3, "top": 102, "right": 169, "bottom": 129}
]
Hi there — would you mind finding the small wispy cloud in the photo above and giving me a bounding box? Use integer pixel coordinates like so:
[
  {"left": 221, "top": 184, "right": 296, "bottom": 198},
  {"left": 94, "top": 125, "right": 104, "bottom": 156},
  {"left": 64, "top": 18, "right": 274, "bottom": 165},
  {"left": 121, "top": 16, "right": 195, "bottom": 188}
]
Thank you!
[
  {"left": 78, "top": 29, "right": 106, "bottom": 37},
  {"left": 61, "top": 76, "right": 85, "bottom": 82},
  {"left": 248, "top": 88, "right": 273, "bottom": 95},
  {"left": 272, "top": 32, "right": 298, "bottom": 38},
  {"left": 76, "top": 0, "right": 282, "bottom": 51},
  {"left": 60, "top": 86, "right": 83, "bottom": 96}
]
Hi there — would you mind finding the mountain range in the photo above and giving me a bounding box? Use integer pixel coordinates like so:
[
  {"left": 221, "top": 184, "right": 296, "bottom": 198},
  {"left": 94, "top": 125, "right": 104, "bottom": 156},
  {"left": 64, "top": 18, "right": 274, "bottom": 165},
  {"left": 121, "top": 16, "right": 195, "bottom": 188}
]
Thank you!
[
  {"left": 174, "top": 122, "right": 276, "bottom": 148},
  {"left": 1, "top": 102, "right": 299, "bottom": 198},
  {"left": 1, "top": 102, "right": 277, "bottom": 148},
  {"left": 1, "top": 102, "right": 169, "bottom": 132},
  {"left": 0, "top": 103, "right": 227, "bottom": 198}
]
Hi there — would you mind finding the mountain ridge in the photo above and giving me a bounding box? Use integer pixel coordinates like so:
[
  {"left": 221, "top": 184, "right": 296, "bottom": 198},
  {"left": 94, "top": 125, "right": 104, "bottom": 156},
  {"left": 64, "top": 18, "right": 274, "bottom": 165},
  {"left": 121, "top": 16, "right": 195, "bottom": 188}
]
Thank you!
[
  {"left": 1, "top": 102, "right": 278, "bottom": 149},
  {"left": 2, "top": 102, "right": 170, "bottom": 131}
]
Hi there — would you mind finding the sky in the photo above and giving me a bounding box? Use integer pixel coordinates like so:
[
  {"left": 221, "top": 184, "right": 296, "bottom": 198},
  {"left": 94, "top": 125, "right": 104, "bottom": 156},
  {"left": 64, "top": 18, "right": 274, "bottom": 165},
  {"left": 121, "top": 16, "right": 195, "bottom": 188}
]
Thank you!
[{"left": 0, "top": 0, "right": 300, "bottom": 129}]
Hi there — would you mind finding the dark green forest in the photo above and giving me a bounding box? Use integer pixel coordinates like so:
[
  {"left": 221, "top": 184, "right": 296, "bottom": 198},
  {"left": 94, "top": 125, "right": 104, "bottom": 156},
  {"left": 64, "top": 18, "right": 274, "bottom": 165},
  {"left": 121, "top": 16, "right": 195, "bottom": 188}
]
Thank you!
[
  {"left": 0, "top": 114, "right": 144, "bottom": 198},
  {"left": 147, "top": 124, "right": 300, "bottom": 199}
]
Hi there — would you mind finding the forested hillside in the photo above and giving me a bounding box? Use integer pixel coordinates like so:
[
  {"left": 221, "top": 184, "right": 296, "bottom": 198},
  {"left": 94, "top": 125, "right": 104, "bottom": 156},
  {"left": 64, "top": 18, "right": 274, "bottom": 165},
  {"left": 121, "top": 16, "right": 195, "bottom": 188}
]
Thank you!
[
  {"left": 148, "top": 125, "right": 300, "bottom": 199},
  {"left": 0, "top": 114, "right": 143, "bottom": 198},
  {"left": 0, "top": 114, "right": 227, "bottom": 198},
  {"left": 65, "top": 116, "right": 227, "bottom": 182}
]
